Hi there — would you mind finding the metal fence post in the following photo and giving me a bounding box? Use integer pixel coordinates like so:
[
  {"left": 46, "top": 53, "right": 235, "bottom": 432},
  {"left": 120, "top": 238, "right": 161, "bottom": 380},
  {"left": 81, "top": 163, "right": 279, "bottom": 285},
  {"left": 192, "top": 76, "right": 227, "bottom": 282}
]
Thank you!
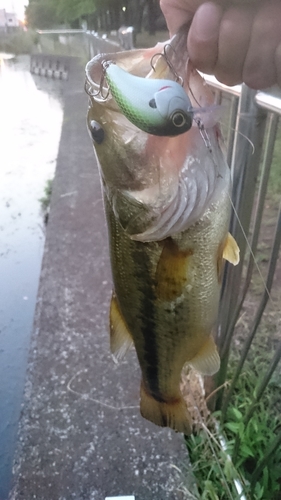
[{"left": 215, "top": 84, "right": 268, "bottom": 407}]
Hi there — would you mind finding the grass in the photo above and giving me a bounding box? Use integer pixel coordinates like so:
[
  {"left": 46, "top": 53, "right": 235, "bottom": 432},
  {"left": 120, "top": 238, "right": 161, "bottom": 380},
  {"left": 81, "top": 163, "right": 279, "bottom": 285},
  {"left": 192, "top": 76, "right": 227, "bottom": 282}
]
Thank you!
[
  {"left": 39, "top": 179, "right": 53, "bottom": 224},
  {"left": 184, "top": 343, "right": 281, "bottom": 499},
  {"left": 223, "top": 340, "right": 281, "bottom": 499}
]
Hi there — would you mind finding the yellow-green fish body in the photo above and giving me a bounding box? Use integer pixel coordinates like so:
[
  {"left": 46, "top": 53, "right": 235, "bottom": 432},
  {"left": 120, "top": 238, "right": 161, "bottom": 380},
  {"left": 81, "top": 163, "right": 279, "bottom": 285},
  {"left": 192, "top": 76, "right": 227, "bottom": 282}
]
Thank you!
[{"left": 85, "top": 33, "right": 239, "bottom": 434}]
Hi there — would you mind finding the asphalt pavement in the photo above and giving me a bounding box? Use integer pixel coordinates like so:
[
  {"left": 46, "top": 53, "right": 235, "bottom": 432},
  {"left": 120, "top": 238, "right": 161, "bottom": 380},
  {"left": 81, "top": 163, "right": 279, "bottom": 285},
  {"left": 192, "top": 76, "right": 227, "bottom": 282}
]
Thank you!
[{"left": 10, "top": 57, "right": 190, "bottom": 500}]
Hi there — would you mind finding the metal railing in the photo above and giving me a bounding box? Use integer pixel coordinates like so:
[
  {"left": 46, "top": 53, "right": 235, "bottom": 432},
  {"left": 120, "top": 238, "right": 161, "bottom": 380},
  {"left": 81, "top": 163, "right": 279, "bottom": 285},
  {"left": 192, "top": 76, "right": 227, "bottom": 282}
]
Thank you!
[
  {"left": 35, "top": 28, "right": 133, "bottom": 61},
  {"left": 204, "top": 75, "right": 281, "bottom": 492}
]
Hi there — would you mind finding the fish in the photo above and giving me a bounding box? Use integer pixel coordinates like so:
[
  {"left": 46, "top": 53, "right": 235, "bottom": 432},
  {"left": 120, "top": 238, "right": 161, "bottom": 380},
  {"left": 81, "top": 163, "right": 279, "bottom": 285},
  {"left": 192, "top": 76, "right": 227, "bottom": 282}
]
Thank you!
[{"left": 85, "top": 27, "right": 240, "bottom": 435}]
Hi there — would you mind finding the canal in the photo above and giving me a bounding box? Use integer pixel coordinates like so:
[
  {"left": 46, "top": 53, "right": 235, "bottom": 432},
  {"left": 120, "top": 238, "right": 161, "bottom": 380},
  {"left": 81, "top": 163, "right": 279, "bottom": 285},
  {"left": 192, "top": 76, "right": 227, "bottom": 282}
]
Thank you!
[{"left": 0, "top": 54, "right": 64, "bottom": 499}]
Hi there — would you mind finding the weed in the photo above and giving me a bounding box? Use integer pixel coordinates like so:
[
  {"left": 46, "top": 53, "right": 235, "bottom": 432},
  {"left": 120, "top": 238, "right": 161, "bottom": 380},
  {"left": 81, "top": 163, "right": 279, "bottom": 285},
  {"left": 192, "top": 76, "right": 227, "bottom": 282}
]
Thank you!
[
  {"left": 222, "top": 346, "right": 281, "bottom": 499},
  {"left": 39, "top": 178, "right": 53, "bottom": 224},
  {"left": 185, "top": 343, "right": 281, "bottom": 499},
  {"left": 185, "top": 416, "right": 245, "bottom": 500}
]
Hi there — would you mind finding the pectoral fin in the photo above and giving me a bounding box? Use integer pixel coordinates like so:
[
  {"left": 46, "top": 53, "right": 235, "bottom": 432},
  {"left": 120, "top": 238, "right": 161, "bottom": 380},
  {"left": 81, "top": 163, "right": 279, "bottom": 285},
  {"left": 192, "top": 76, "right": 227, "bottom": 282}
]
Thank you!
[
  {"left": 140, "top": 382, "right": 192, "bottom": 435},
  {"left": 110, "top": 293, "right": 133, "bottom": 360},
  {"left": 223, "top": 232, "right": 240, "bottom": 265},
  {"left": 189, "top": 336, "right": 220, "bottom": 376}
]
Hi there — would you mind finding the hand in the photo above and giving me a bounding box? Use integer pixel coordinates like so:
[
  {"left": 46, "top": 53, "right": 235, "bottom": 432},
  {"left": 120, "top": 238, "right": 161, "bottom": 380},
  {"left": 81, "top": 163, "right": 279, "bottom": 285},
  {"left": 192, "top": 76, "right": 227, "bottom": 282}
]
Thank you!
[{"left": 160, "top": 0, "right": 281, "bottom": 89}]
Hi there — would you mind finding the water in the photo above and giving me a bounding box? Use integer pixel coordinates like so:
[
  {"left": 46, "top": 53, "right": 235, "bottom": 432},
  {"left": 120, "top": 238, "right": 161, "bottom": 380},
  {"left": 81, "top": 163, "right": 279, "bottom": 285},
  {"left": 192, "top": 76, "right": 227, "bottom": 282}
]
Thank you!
[{"left": 0, "top": 54, "right": 64, "bottom": 499}]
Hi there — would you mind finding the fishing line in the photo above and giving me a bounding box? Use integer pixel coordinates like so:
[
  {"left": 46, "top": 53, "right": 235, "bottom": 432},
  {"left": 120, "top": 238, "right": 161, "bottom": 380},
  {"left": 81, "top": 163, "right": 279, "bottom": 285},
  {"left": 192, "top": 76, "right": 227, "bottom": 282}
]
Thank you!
[
  {"left": 224, "top": 126, "right": 255, "bottom": 154},
  {"left": 67, "top": 370, "right": 139, "bottom": 411}
]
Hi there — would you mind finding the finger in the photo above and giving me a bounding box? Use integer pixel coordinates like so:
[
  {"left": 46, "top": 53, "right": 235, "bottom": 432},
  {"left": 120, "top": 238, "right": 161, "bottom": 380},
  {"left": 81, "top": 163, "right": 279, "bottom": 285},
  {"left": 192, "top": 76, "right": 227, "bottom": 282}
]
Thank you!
[
  {"left": 214, "top": 6, "right": 255, "bottom": 86},
  {"left": 187, "top": 2, "right": 223, "bottom": 74},
  {"left": 242, "top": 0, "right": 281, "bottom": 89},
  {"left": 160, "top": 0, "right": 196, "bottom": 35}
]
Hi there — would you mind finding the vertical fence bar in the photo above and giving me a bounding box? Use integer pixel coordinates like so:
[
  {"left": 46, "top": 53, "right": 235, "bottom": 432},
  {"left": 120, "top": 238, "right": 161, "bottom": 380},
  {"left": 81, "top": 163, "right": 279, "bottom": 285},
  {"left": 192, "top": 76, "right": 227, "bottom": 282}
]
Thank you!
[
  {"left": 231, "top": 113, "right": 279, "bottom": 317},
  {"left": 214, "top": 86, "right": 267, "bottom": 408},
  {"left": 221, "top": 201, "right": 281, "bottom": 421},
  {"left": 225, "top": 95, "right": 239, "bottom": 167},
  {"left": 214, "top": 112, "right": 279, "bottom": 402}
]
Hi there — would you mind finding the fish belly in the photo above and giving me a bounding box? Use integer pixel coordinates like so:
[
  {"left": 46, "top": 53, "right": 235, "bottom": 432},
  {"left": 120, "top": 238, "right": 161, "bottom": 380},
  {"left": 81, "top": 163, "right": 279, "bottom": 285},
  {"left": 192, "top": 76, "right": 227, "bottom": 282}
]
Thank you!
[{"left": 106, "top": 185, "right": 230, "bottom": 434}]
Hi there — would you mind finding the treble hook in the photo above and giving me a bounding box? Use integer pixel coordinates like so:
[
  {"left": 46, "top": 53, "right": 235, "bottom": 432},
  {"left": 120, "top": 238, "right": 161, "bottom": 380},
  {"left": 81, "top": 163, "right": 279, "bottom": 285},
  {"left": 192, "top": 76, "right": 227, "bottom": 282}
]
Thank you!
[
  {"left": 194, "top": 118, "right": 213, "bottom": 153},
  {"left": 84, "top": 60, "right": 111, "bottom": 101},
  {"left": 150, "top": 44, "right": 183, "bottom": 86}
]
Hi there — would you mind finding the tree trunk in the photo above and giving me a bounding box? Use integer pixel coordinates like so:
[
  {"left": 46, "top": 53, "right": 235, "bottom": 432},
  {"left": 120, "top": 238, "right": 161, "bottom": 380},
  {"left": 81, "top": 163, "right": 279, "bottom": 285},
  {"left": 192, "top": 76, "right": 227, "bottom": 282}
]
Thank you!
[{"left": 147, "top": 0, "right": 156, "bottom": 35}]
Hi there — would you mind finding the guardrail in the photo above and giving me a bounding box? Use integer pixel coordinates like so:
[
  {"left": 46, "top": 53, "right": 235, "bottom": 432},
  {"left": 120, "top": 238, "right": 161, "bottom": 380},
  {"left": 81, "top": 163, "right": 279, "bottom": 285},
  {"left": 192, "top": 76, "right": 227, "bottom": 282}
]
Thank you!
[{"left": 35, "top": 28, "right": 134, "bottom": 62}]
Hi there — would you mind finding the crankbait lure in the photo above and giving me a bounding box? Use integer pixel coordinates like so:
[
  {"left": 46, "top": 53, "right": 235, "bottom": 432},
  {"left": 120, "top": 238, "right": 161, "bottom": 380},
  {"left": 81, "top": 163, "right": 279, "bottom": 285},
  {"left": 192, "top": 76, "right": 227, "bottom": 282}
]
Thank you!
[{"left": 103, "top": 61, "right": 194, "bottom": 137}]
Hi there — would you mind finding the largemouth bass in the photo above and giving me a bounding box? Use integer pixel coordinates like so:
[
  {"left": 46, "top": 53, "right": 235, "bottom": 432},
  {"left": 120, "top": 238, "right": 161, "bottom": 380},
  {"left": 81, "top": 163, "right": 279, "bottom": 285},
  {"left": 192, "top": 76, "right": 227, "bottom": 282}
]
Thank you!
[{"left": 85, "top": 29, "right": 239, "bottom": 434}]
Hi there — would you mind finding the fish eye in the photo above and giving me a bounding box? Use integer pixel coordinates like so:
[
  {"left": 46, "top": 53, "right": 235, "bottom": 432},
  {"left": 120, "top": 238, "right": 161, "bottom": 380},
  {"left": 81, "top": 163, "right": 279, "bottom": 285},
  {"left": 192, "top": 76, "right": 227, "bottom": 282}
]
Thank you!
[
  {"left": 89, "top": 120, "right": 104, "bottom": 144},
  {"left": 171, "top": 111, "right": 187, "bottom": 128}
]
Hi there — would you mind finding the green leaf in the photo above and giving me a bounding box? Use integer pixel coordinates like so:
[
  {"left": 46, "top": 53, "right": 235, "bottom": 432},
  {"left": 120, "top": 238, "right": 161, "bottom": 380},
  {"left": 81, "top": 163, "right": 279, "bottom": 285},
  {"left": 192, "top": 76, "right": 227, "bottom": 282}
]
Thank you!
[
  {"left": 223, "top": 459, "right": 236, "bottom": 481},
  {"left": 224, "top": 422, "right": 240, "bottom": 433},
  {"left": 231, "top": 408, "right": 243, "bottom": 421},
  {"left": 254, "top": 481, "right": 264, "bottom": 500},
  {"left": 202, "top": 480, "right": 220, "bottom": 500},
  {"left": 240, "top": 443, "right": 255, "bottom": 458}
]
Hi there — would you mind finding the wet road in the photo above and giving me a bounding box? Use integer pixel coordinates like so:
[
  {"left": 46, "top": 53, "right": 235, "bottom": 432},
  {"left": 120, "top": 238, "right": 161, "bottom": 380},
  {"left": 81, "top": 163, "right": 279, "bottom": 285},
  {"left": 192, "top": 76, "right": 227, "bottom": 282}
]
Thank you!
[{"left": 0, "top": 54, "right": 63, "bottom": 499}]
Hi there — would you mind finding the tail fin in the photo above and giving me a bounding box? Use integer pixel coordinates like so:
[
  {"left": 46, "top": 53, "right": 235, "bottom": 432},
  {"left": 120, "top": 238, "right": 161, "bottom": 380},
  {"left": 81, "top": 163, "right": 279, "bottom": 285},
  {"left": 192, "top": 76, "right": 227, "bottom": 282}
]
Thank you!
[{"left": 140, "top": 382, "right": 192, "bottom": 435}]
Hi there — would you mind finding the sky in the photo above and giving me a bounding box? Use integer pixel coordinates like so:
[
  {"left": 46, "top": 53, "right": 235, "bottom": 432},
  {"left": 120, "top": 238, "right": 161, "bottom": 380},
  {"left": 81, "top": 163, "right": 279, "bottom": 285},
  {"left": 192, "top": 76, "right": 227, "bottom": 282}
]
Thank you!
[{"left": 0, "top": 0, "right": 26, "bottom": 20}]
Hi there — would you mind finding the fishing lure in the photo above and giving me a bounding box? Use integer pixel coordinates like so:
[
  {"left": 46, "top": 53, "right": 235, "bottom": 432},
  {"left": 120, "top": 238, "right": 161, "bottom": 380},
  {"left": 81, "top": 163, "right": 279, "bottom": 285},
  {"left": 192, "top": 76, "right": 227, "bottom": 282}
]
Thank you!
[{"left": 102, "top": 61, "right": 194, "bottom": 137}]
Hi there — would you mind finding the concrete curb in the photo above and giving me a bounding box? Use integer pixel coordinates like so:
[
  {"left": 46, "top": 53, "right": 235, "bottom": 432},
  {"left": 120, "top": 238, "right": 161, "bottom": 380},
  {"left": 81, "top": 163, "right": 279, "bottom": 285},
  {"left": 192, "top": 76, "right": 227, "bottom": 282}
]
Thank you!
[{"left": 10, "top": 57, "right": 189, "bottom": 500}]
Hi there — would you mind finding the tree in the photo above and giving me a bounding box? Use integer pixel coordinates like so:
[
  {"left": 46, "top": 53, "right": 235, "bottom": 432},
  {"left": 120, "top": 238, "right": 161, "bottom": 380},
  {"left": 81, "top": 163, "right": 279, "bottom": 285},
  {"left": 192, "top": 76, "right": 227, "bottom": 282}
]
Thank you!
[
  {"left": 56, "top": 0, "right": 96, "bottom": 25},
  {"left": 25, "top": 0, "right": 166, "bottom": 33},
  {"left": 25, "top": 1, "right": 58, "bottom": 29}
]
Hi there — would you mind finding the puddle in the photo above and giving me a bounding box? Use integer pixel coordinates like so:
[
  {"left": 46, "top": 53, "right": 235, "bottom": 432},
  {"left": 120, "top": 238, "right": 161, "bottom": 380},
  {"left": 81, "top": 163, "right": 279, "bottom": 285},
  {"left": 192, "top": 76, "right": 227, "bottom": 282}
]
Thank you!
[{"left": 0, "top": 54, "right": 64, "bottom": 498}]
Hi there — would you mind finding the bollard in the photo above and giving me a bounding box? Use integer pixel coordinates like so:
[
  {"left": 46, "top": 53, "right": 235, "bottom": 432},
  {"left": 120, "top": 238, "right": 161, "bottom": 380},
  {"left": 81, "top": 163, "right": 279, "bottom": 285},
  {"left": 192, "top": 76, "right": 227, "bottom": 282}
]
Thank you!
[{"left": 30, "top": 55, "right": 69, "bottom": 80}]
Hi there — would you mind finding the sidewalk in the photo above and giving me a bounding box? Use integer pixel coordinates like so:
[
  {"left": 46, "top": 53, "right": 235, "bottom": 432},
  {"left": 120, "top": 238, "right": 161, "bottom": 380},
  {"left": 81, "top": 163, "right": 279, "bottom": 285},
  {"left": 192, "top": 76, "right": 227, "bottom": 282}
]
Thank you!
[{"left": 10, "top": 57, "right": 189, "bottom": 500}]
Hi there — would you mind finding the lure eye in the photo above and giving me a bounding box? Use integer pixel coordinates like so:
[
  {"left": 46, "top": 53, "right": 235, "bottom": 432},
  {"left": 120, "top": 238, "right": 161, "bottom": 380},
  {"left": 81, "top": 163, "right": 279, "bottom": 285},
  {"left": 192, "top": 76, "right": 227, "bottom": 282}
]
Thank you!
[
  {"left": 89, "top": 120, "right": 104, "bottom": 144},
  {"left": 172, "top": 111, "right": 187, "bottom": 128}
]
